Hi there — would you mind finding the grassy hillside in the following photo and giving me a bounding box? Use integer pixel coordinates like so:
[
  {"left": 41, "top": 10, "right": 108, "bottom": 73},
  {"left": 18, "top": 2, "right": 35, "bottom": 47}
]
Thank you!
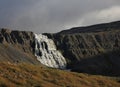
[{"left": 0, "top": 62, "right": 120, "bottom": 87}]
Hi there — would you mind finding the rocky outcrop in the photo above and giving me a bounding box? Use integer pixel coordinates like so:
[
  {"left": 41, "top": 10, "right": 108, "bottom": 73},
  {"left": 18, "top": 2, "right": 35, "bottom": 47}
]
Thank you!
[
  {"left": 45, "top": 21, "right": 120, "bottom": 76},
  {"left": 0, "top": 28, "right": 39, "bottom": 64},
  {"left": 0, "top": 28, "right": 34, "bottom": 50},
  {"left": 0, "top": 28, "right": 67, "bottom": 67},
  {"left": 52, "top": 30, "right": 120, "bottom": 61},
  {"left": 0, "top": 21, "right": 120, "bottom": 76}
]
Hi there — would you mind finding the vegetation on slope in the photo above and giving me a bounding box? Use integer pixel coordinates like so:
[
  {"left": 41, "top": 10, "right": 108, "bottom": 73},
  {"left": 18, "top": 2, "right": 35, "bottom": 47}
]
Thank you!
[{"left": 0, "top": 62, "right": 120, "bottom": 87}]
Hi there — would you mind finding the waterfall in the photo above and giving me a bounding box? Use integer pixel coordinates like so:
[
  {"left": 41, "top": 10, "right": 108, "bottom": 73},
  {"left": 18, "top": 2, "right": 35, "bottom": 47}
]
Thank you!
[{"left": 34, "top": 34, "right": 66, "bottom": 69}]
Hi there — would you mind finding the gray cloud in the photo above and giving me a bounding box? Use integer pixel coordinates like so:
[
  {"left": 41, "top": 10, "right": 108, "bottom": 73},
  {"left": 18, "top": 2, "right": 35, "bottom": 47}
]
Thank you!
[{"left": 0, "top": 0, "right": 120, "bottom": 33}]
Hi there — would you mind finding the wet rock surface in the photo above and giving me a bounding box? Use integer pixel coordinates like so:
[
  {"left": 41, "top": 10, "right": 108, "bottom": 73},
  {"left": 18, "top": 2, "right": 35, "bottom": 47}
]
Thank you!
[{"left": 34, "top": 34, "right": 66, "bottom": 69}]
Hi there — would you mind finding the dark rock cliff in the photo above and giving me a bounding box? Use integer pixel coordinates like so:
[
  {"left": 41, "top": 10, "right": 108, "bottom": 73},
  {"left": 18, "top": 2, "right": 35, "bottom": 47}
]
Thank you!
[
  {"left": 0, "top": 28, "right": 39, "bottom": 64},
  {"left": 45, "top": 21, "right": 120, "bottom": 76},
  {"left": 0, "top": 21, "right": 120, "bottom": 76}
]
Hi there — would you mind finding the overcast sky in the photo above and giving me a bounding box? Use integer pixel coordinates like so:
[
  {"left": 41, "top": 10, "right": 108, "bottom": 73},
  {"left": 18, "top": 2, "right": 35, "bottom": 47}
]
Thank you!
[{"left": 0, "top": 0, "right": 120, "bottom": 33}]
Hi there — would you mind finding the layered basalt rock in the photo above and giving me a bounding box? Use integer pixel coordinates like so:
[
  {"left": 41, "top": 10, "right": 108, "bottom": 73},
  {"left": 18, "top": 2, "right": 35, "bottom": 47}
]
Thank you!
[
  {"left": 45, "top": 21, "right": 120, "bottom": 76},
  {"left": 0, "top": 28, "right": 39, "bottom": 64},
  {"left": 0, "top": 28, "right": 34, "bottom": 49},
  {"left": 0, "top": 21, "right": 120, "bottom": 76}
]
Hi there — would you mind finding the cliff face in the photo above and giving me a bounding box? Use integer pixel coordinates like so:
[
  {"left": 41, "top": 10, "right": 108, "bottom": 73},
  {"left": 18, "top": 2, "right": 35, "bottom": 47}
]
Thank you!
[
  {"left": 0, "top": 21, "right": 120, "bottom": 76},
  {"left": 0, "top": 28, "right": 67, "bottom": 68},
  {"left": 45, "top": 21, "right": 120, "bottom": 76},
  {"left": 0, "top": 28, "right": 34, "bottom": 48},
  {"left": 0, "top": 28, "right": 39, "bottom": 64},
  {"left": 52, "top": 30, "right": 120, "bottom": 61}
]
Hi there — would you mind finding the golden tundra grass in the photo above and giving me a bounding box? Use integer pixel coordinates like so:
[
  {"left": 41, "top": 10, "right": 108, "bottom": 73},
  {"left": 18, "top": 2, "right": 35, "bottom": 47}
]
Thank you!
[{"left": 0, "top": 62, "right": 120, "bottom": 87}]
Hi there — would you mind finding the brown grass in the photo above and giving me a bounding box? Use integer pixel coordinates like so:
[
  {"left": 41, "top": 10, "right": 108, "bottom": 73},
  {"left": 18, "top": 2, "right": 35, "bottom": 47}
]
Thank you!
[{"left": 0, "top": 62, "right": 119, "bottom": 87}]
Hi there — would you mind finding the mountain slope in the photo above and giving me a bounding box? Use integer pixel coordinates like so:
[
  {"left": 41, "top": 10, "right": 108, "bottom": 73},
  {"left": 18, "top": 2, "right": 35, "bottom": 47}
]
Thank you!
[
  {"left": 0, "top": 29, "right": 39, "bottom": 64},
  {"left": 58, "top": 21, "right": 120, "bottom": 34},
  {"left": 0, "top": 21, "right": 120, "bottom": 86},
  {"left": 45, "top": 21, "right": 120, "bottom": 76},
  {"left": 0, "top": 62, "right": 120, "bottom": 87},
  {"left": 0, "top": 21, "right": 120, "bottom": 76}
]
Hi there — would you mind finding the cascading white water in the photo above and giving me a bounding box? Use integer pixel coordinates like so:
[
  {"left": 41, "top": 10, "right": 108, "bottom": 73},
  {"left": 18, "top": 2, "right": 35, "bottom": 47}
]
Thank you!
[{"left": 34, "top": 34, "right": 66, "bottom": 69}]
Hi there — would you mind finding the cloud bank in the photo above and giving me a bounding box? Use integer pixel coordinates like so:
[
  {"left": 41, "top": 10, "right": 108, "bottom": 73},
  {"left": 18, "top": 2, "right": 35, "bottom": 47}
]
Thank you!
[{"left": 0, "top": 0, "right": 120, "bottom": 33}]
